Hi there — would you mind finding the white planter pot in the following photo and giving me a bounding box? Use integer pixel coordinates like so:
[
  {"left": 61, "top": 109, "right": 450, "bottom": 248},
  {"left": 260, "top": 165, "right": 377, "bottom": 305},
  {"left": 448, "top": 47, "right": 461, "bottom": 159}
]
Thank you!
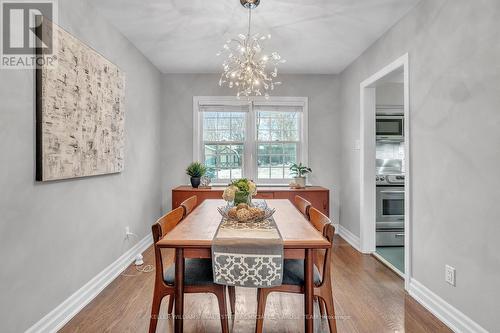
[{"left": 294, "top": 177, "right": 306, "bottom": 188}]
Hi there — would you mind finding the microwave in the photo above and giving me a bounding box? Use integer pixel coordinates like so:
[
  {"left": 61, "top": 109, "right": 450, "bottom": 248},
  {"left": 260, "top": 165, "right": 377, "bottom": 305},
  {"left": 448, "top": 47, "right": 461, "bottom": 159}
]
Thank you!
[{"left": 376, "top": 115, "right": 404, "bottom": 140}]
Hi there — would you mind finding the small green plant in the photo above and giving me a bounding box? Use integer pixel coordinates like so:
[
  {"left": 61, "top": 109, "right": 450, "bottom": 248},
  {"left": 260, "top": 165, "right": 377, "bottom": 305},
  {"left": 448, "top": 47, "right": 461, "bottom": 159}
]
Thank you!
[
  {"left": 289, "top": 163, "right": 312, "bottom": 177},
  {"left": 186, "top": 162, "right": 207, "bottom": 178}
]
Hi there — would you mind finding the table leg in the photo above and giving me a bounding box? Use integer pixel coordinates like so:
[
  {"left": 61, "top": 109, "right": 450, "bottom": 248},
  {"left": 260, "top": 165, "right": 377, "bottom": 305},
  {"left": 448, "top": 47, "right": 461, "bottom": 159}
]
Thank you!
[
  {"left": 304, "top": 248, "right": 314, "bottom": 333},
  {"left": 175, "top": 248, "right": 184, "bottom": 333}
]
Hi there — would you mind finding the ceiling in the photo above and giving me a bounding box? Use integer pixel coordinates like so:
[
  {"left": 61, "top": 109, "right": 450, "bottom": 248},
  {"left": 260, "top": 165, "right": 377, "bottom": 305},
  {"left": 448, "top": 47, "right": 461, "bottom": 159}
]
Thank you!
[
  {"left": 377, "top": 67, "right": 404, "bottom": 84},
  {"left": 89, "top": 0, "right": 420, "bottom": 74}
]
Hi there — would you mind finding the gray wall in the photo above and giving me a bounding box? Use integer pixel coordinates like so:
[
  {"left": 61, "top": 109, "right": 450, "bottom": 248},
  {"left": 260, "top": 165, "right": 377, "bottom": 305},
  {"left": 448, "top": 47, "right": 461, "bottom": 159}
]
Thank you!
[
  {"left": 339, "top": 0, "right": 500, "bottom": 330},
  {"left": 376, "top": 82, "right": 404, "bottom": 105},
  {"left": 161, "top": 74, "right": 341, "bottom": 224},
  {"left": 0, "top": 1, "right": 163, "bottom": 332}
]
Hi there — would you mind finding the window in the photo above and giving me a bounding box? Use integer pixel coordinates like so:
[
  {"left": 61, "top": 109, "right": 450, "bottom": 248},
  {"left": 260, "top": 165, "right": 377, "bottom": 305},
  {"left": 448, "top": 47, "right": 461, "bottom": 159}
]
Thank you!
[
  {"left": 194, "top": 97, "right": 308, "bottom": 184},
  {"left": 202, "top": 111, "right": 245, "bottom": 180},
  {"left": 256, "top": 108, "right": 301, "bottom": 180}
]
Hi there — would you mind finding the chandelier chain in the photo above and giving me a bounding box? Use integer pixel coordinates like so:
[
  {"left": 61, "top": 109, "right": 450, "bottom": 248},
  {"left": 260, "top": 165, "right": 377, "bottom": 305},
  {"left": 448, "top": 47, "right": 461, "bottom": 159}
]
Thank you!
[{"left": 248, "top": 7, "right": 252, "bottom": 37}]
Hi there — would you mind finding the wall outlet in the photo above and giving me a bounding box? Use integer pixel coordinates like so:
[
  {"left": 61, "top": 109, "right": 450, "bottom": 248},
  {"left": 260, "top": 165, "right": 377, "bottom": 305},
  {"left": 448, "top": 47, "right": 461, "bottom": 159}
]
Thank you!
[
  {"left": 445, "top": 265, "right": 456, "bottom": 286},
  {"left": 125, "top": 226, "right": 131, "bottom": 238}
]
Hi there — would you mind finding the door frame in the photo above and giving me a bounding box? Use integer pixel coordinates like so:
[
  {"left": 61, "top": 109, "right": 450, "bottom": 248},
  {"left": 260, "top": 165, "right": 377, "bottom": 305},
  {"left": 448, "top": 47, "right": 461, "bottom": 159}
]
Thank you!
[{"left": 359, "top": 53, "right": 411, "bottom": 290}]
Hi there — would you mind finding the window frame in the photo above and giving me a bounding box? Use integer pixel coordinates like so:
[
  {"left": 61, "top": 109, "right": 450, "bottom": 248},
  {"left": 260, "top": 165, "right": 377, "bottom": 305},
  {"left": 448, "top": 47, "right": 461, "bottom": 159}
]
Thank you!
[{"left": 193, "top": 96, "right": 308, "bottom": 185}]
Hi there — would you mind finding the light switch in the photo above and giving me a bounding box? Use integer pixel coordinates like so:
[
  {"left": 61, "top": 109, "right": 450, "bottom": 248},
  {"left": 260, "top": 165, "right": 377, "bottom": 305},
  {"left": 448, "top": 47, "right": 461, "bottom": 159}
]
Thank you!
[{"left": 353, "top": 139, "right": 360, "bottom": 150}]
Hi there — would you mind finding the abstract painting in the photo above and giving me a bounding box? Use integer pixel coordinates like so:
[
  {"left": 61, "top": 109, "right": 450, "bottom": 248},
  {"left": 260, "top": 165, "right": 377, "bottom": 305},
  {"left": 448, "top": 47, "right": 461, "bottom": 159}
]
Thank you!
[{"left": 36, "top": 19, "right": 125, "bottom": 181}]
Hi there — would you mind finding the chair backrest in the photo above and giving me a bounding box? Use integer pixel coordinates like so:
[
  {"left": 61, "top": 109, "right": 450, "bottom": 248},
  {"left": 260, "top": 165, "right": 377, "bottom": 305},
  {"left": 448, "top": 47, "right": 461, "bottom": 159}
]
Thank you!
[
  {"left": 151, "top": 206, "right": 184, "bottom": 282},
  {"left": 294, "top": 195, "right": 312, "bottom": 220},
  {"left": 180, "top": 195, "right": 198, "bottom": 217},
  {"left": 309, "top": 207, "right": 335, "bottom": 286}
]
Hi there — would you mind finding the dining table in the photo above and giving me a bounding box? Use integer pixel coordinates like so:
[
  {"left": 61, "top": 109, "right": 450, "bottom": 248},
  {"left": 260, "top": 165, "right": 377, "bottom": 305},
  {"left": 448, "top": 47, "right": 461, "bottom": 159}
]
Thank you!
[{"left": 156, "top": 199, "right": 331, "bottom": 333}]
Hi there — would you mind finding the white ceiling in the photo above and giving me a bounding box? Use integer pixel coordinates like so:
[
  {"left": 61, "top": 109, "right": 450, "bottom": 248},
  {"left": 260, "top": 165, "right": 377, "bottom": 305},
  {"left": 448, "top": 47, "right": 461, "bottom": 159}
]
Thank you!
[
  {"left": 89, "top": 0, "right": 420, "bottom": 74},
  {"left": 377, "top": 67, "right": 404, "bottom": 84}
]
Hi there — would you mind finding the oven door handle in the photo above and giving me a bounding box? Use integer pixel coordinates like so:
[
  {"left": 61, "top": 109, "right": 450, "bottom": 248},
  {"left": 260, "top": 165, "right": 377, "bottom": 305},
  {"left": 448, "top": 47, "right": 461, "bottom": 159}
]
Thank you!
[{"left": 380, "top": 191, "right": 404, "bottom": 195}]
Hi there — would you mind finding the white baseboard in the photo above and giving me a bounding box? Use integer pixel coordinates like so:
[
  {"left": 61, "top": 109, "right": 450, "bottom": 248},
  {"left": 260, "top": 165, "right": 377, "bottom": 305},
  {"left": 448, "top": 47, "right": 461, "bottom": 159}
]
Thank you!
[
  {"left": 26, "top": 234, "right": 153, "bottom": 333},
  {"left": 409, "top": 278, "right": 488, "bottom": 333},
  {"left": 338, "top": 224, "right": 361, "bottom": 252}
]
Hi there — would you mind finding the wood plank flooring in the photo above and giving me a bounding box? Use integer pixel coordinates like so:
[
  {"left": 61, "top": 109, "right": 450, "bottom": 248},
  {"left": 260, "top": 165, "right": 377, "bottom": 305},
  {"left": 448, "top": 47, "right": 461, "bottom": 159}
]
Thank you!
[{"left": 60, "top": 235, "right": 451, "bottom": 332}]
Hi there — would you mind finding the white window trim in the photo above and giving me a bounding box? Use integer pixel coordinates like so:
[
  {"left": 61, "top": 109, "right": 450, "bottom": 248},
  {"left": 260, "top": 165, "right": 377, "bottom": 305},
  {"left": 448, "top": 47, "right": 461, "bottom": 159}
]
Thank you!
[{"left": 193, "top": 96, "right": 308, "bottom": 185}]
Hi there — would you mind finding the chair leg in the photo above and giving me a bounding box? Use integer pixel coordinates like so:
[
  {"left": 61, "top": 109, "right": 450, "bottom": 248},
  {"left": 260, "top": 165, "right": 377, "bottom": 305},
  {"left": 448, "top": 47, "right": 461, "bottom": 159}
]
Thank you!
[
  {"left": 317, "top": 296, "right": 325, "bottom": 318},
  {"left": 167, "top": 295, "right": 174, "bottom": 315},
  {"left": 228, "top": 286, "right": 236, "bottom": 316},
  {"left": 255, "top": 288, "right": 269, "bottom": 333},
  {"left": 322, "top": 293, "right": 337, "bottom": 333},
  {"left": 149, "top": 288, "right": 165, "bottom": 333},
  {"left": 215, "top": 287, "right": 230, "bottom": 333}
]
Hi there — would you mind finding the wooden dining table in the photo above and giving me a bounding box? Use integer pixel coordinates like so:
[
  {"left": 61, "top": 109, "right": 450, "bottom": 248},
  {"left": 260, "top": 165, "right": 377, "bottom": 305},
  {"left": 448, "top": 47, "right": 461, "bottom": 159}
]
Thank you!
[{"left": 156, "top": 199, "right": 331, "bottom": 333}]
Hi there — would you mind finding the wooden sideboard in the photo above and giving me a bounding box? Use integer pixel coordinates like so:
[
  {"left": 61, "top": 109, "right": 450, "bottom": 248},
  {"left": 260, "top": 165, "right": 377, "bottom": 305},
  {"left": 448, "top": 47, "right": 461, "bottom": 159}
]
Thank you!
[{"left": 172, "top": 186, "right": 330, "bottom": 216}]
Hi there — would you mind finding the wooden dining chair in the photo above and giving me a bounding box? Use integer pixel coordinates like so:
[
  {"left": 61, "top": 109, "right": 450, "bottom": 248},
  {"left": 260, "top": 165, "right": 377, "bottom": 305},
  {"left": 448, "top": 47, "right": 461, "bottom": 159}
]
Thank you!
[
  {"left": 180, "top": 195, "right": 197, "bottom": 217},
  {"left": 174, "top": 195, "right": 237, "bottom": 318},
  {"left": 149, "top": 206, "right": 230, "bottom": 333},
  {"left": 294, "top": 195, "right": 312, "bottom": 220},
  {"left": 255, "top": 207, "right": 337, "bottom": 333}
]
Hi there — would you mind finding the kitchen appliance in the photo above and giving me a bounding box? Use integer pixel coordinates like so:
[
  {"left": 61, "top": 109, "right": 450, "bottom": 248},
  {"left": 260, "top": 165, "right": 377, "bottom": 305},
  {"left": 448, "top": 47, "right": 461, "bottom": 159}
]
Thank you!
[
  {"left": 376, "top": 185, "right": 404, "bottom": 227},
  {"left": 376, "top": 114, "right": 404, "bottom": 141},
  {"left": 376, "top": 174, "right": 405, "bottom": 186},
  {"left": 376, "top": 228, "right": 405, "bottom": 246},
  {"left": 376, "top": 173, "right": 405, "bottom": 246}
]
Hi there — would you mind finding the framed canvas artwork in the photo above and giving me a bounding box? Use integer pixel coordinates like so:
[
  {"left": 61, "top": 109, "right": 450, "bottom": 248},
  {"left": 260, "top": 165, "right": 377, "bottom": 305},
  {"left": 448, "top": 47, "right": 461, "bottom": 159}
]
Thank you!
[{"left": 36, "top": 18, "right": 125, "bottom": 181}]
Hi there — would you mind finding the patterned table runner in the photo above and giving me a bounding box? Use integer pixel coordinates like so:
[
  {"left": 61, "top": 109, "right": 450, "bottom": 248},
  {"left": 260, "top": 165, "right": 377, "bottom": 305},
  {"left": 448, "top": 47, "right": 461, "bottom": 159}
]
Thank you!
[{"left": 212, "top": 212, "right": 284, "bottom": 288}]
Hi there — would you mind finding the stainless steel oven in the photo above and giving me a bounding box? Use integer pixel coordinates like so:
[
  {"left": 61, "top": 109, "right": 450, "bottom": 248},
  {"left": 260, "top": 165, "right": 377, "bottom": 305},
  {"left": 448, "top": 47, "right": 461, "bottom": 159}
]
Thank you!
[
  {"left": 376, "top": 185, "right": 405, "bottom": 246},
  {"left": 376, "top": 115, "right": 404, "bottom": 140},
  {"left": 376, "top": 186, "right": 404, "bottom": 228}
]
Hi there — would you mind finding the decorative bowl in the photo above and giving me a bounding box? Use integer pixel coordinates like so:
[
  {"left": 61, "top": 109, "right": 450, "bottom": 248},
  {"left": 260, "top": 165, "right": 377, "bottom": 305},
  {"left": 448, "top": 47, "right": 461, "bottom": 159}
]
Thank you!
[{"left": 217, "top": 200, "right": 275, "bottom": 223}]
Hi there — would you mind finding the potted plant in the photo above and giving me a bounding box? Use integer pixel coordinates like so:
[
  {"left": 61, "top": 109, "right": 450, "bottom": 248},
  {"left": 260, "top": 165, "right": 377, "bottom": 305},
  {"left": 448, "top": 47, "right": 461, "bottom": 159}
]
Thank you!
[
  {"left": 186, "top": 162, "right": 207, "bottom": 188},
  {"left": 289, "top": 163, "right": 312, "bottom": 188},
  {"left": 222, "top": 178, "right": 257, "bottom": 205}
]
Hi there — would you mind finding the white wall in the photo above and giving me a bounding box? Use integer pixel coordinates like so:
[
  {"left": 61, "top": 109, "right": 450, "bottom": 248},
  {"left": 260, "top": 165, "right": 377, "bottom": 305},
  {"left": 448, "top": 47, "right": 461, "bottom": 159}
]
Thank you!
[
  {"left": 161, "top": 74, "right": 341, "bottom": 224},
  {"left": 0, "top": 1, "right": 163, "bottom": 332},
  {"left": 339, "top": 0, "right": 500, "bottom": 331}
]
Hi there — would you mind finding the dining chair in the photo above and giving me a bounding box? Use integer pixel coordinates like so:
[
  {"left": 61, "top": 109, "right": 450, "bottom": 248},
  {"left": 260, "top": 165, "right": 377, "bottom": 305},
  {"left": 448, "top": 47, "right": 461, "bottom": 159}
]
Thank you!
[
  {"left": 255, "top": 207, "right": 337, "bottom": 333},
  {"left": 180, "top": 195, "right": 197, "bottom": 217},
  {"left": 294, "top": 195, "right": 312, "bottom": 220},
  {"left": 149, "top": 206, "right": 230, "bottom": 333},
  {"left": 179, "top": 194, "right": 237, "bottom": 317}
]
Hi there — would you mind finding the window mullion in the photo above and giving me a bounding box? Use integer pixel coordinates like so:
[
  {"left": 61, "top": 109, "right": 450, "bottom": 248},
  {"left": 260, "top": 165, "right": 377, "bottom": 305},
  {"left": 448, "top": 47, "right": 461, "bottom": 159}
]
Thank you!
[{"left": 246, "top": 102, "right": 256, "bottom": 181}]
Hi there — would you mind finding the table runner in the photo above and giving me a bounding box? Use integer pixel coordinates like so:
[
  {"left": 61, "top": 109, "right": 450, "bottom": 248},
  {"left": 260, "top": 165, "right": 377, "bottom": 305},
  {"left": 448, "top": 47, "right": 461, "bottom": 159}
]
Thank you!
[{"left": 212, "top": 210, "right": 283, "bottom": 288}]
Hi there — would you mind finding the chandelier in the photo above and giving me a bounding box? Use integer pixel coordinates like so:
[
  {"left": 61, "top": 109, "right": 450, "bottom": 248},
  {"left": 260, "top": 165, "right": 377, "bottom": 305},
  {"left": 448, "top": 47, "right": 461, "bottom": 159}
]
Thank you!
[{"left": 217, "top": 0, "right": 285, "bottom": 98}]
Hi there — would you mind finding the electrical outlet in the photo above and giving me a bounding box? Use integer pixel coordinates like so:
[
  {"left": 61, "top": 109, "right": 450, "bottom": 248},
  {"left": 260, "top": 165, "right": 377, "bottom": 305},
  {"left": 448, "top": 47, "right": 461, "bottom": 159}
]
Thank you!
[
  {"left": 445, "top": 265, "right": 455, "bottom": 286},
  {"left": 125, "top": 226, "right": 131, "bottom": 238}
]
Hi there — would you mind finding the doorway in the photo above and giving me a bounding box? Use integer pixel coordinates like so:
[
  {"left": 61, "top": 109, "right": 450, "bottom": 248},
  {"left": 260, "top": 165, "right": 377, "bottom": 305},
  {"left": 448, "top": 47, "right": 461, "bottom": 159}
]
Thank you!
[{"left": 359, "top": 54, "right": 411, "bottom": 289}]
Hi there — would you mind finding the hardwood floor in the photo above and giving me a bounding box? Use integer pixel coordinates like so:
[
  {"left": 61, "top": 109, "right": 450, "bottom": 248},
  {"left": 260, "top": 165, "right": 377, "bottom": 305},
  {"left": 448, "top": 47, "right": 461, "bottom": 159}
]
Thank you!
[{"left": 60, "top": 236, "right": 451, "bottom": 333}]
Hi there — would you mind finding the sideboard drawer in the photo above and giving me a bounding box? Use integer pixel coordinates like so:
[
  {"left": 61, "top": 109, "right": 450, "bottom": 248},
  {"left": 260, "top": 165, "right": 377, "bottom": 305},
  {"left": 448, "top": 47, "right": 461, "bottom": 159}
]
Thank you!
[{"left": 254, "top": 192, "right": 274, "bottom": 199}]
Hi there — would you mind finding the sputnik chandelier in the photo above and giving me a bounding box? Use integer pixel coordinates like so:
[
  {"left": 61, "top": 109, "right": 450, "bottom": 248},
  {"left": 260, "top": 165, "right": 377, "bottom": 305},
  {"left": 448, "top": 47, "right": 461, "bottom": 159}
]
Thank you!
[{"left": 217, "top": 0, "right": 285, "bottom": 98}]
